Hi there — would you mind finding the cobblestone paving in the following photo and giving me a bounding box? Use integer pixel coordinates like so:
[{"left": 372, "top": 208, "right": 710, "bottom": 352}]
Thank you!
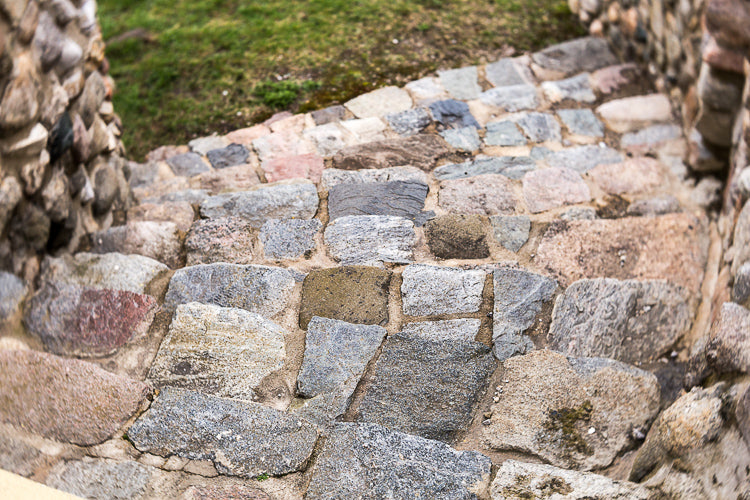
[{"left": 1, "top": 37, "right": 748, "bottom": 499}]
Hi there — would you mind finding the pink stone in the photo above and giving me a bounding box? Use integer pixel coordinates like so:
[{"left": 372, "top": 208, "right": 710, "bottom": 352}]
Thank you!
[
  {"left": 225, "top": 124, "right": 270, "bottom": 146},
  {"left": 91, "top": 221, "right": 183, "bottom": 269},
  {"left": 252, "top": 130, "right": 313, "bottom": 163},
  {"left": 262, "top": 153, "right": 325, "bottom": 183},
  {"left": 439, "top": 174, "right": 519, "bottom": 215},
  {"left": 128, "top": 201, "right": 195, "bottom": 232},
  {"left": 588, "top": 157, "right": 665, "bottom": 195},
  {"left": 0, "top": 349, "right": 150, "bottom": 445},
  {"left": 71, "top": 111, "right": 91, "bottom": 162},
  {"left": 590, "top": 64, "right": 640, "bottom": 94},
  {"left": 269, "top": 113, "right": 308, "bottom": 134},
  {"left": 703, "top": 36, "right": 746, "bottom": 74},
  {"left": 264, "top": 111, "right": 294, "bottom": 126},
  {"left": 192, "top": 164, "right": 260, "bottom": 194},
  {"left": 523, "top": 167, "right": 591, "bottom": 213}
]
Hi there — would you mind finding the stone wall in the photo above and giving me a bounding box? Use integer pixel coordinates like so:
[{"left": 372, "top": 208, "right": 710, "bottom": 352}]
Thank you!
[{"left": 0, "top": 0, "right": 129, "bottom": 281}]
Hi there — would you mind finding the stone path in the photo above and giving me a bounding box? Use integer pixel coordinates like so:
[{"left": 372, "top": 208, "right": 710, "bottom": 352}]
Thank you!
[{"left": 1, "top": 36, "right": 748, "bottom": 499}]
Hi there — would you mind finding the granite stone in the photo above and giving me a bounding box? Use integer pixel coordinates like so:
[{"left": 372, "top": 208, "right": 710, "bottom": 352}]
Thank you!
[
  {"left": 434, "top": 156, "right": 536, "bottom": 180},
  {"left": 327, "top": 181, "right": 428, "bottom": 223},
  {"left": 523, "top": 167, "right": 591, "bottom": 213},
  {"left": 484, "top": 121, "right": 527, "bottom": 146},
  {"left": 185, "top": 217, "right": 256, "bottom": 266},
  {"left": 479, "top": 84, "right": 539, "bottom": 112},
  {"left": 167, "top": 152, "right": 210, "bottom": 177},
  {"left": 401, "top": 264, "right": 485, "bottom": 316},
  {"left": 324, "top": 215, "right": 416, "bottom": 266},
  {"left": 439, "top": 174, "right": 519, "bottom": 215},
  {"left": 490, "top": 215, "right": 531, "bottom": 252},
  {"left": 428, "top": 99, "right": 480, "bottom": 129},
  {"left": 260, "top": 218, "right": 321, "bottom": 260}
]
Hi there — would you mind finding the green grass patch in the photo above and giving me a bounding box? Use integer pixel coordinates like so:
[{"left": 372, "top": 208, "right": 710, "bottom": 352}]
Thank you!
[{"left": 98, "top": 0, "right": 584, "bottom": 160}]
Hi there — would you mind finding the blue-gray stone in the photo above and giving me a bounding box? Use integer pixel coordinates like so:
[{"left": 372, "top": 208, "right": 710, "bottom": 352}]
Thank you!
[
  {"left": 434, "top": 156, "right": 536, "bottom": 181},
  {"left": 479, "top": 84, "right": 539, "bottom": 112},
  {"left": 490, "top": 215, "right": 531, "bottom": 252},
  {"left": 260, "top": 218, "right": 322, "bottom": 260},
  {"left": 401, "top": 319, "right": 481, "bottom": 342},
  {"left": 557, "top": 109, "right": 605, "bottom": 137},
  {"left": 386, "top": 108, "right": 431, "bottom": 136},
  {"left": 545, "top": 145, "right": 622, "bottom": 173},
  {"left": 485, "top": 121, "right": 527, "bottom": 147},
  {"left": 486, "top": 58, "right": 531, "bottom": 87},
  {"left": 440, "top": 127, "right": 481, "bottom": 151},
  {"left": 166, "top": 152, "right": 210, "bottom": 177},
  {"left": 532, "top": 37, "right": 617, "bottom": 76},
  {"left": 438, "top": 66, "right": 481, "bottom": 100},
  {"left": 0, "top": 272, "right": 25, "bottom": 320},
  {"left": 328, "top": 181, "right": 428, "bottom": 223},
  {"left": 621, "top": 124, "right": 682, "bottom": 149},
  {"left": 46, "top": 459, "right": 153, "bottom": 500},
  {"left": 515, "top": 113, "right": 562, "bottom": 143},
  {"left": 542, "top": 73, "right": 596, "bottom": 103},
  {"left": 530, "top": 146, "right": 553, "bottom": 160},
  {"left": 428, "top": 99, "right": 480, "bottom": 129},
  {"left": 206, "top": 143, "right": 250, "bottom": 169}
]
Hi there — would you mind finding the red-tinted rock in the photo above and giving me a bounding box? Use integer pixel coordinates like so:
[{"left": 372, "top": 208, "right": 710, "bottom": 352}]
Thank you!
[
  {"left": 589, "top": 157, "right": 665, "bottom": 195},
  {"left": 0, "top": 349, "right": 150, "bottom": 445},
  {"left": 523, "top": 167, "right": 591, "bottom": 213},
  {"left": 262, "top": 153, "right": 324, "bottom": 183},
  {"left": 703, "top": 34, "right": 746, "bottom": 74},
  {"left": 225, "top": 124, "right": 270, "bottom": 146},
  {"left": 439, "top": 174, "right": 519, "bottom": 215}
]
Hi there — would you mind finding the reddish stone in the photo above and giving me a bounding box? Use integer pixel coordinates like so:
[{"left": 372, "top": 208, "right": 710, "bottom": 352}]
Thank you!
[
  {"left": 0, "top": 349, "right": 150, "bottom": 445},
  {"left": 224, "top": 124, "right": 270, "bottom": 146},
  {"left": 523, "top": 167, "right": 591, "bottom": 213},
  {"left": 262, "top": 153, "right": 324, "bottom": 183},
  {"left": 439, "top": 174, "right": 519, "bottom": 215},
  {"left": 185, "top": 217, "right": 256, "bottom": 266},
  {"left": 183, "top": 485, "right": 271, "bottom": 500},
  {"left": 193, "top": 165, "right": 260, "bottom": 194},
  {"left": 589, "top": 157, "right": 665, "bottom": 195},
  {"left": 253, "top": 130, "right": 312, "bottom": 163},
  {"left": 590, "top": 64, "right": 640, "bottom": 94},
  {"left": 703, "top": 35, "right": 746, "bottom": 74}
]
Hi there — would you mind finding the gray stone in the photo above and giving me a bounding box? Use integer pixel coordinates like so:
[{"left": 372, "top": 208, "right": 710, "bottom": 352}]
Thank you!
[
  {"left": 385, "top": 107, "right": 431, "bottom": 136},
  {"left": 331, "top": 134, "right": 453, "bottom": 171},
  {"left": 532, "top": 37, "right": 617, "bottom": 77},
  {"left": 298, "top": 317, "right": 386, "bottom": 398},
  {"left": 479, "top": 84, "right": 539, "bottom": 112},
  {"left": 328, "top": 181, "right": 428, "bottom": 222},
  {"left": 484, "top": 121, "right": 527, "bottom": 146},
  {"left": 40, "top": 252, "right": 168, "bottom": 295},
  {"left": 401, "top": 264, "right": 485, "bottom": 316},
  {"left": 515, "top": 112, "right": 562, "bottom": 143},
  {"left": 260, "top": 218, "right": 321, "bottom": 260},
  {"left": 621, "top": 124, "right": 682, "bottom": 150},
  {"left": 557, "top": 109, "right": 605, "bottom": 137},
  {"left": 166, "top": 152, "right": 210, "bottom": 177},
  {"left": 482, "top": 350, "right": 661, "bottom": 470},
  {"left": 493, "top": 268, "right": 557, "bottom": 361},
  {"left": 143, "top": 189, "right": 209, "bottom": 206},
  {"left": 321, "top": 166, "right": 428, "bottom": 193},
  {"left": 433, "top": 156, "right": 536, "bottom": 180},
  {"left": 490, "top": 215, "right": 531, "bottom": 252},
  {"left": 0, "top": 271, "right": 25, "bottom": 320},
  {"left": 428, "top": 99, "right": 480, "bottom": 129},
  {"left": 705, "top": 302, "right": 750, "bottom": 375},
  {"left": 439, "top": 66, "right": 481, "bottom": 100},
  {"left": 440, "top": 126, "right": 481, "bottom": 151},
  {"left": 0, "top": 428, "right": 45, "bottom": 478},
  {"left": 185, "top": 217, "right": 256, "bottom": 266},
  {"left": 549, "top": 278, "right": 692, "bottom": 364},
  {"left": 439, "top": 174, "right": 519, "bottom": 216},
  {"left": 199, "top": 180, "right": 319, "bottom": 227},
  {"left": 358, "top": 333, "right": 495, "bottom": 441},
  {"left": 0, "top": 176, "right": 22, "bottom": 232},
  {"left": 542, "top": 73, "right": 596, "bottom": 103},
  {"left": 91, "top": 221, "right": 183, "bottom": 269},
  {"left": 734, "top": 263, "right": 750, "bottom": 306},
  {"left": 163, "top": 263, "right": 295, "bottom": 317},
  {"left": 401, "top": 318, "right": 481, "bottom": 342},
  {"left": 486, "top": 58, "right": 533, "bottom": 87},
  {"left": 75, "top": 72, "right": 107, "bottom": 128},
  {"left": 47, "top": 459, "right": 153, "bottom": 500},
  {"left": 491, "top": 460, "right": 650, "bottom": 500},
  {"left": 311, "top": 105, "right": 346, "bottom": 125},
  {"left": 206, "top": 143, "right": 250, "bottom": 169},
  {"left": 306, "top": 422, "right": 492, "bottom": 499},
  {"left": 127, "top": 387, "right": 318, "bottom": 478},
  {"left": 627, "top": 196, "right": 681, "bottom": 217},
  {"left": 324, "top": 215, "right": 416, "bottom": 266},
  {"left": 733, "top": 202, "right": 750, "bottom": 276},
  {"left": 293, "top": 377, "right": 359, "bottom": 431},
  {"left": 304, "top": 123, "right": 348, "bottom": 156},
  {"left": 561, "top": 206, "right": 598, "bottom": 220},
  {"left": 148, "top": 303, "right": 286, "bottom": 400},
  {"left": 189, "top": 135, "right": 228, "bottom": 155}
]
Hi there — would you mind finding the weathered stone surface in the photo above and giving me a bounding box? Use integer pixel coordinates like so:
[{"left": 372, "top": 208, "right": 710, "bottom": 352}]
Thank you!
[
  {"left": 485, "top": 120, "right": 527, "bottom": 146},
  {"left": 544, "top": 145, "right": 622, "bottom": 172},
  {"left": 206, "top": 143, "right": 250, "bottom": 169},
  {"left": 358, "top": 333, "right": 495, "bottom": 441},
  {"left": 491, "top": 460, "right": 650, "bottom": 499},
  {"left": 590, "top": 64, "right": 639, "bottom": 94},
  {"left": 189, "top": 135, "right": 228, "bottom": 155},
  {"left": 549, "top": 279, "right": 691, "bottom": 364},
  {"left": 590, "top": 157, "right": 665, "bottom": 195},
  {"left": 142, "top": 188, "right": 209, "bottom": 207},
  {"left": 311, "top": 104, "right": 346, "bottom": 125},
  {"left": 401, "top": 264, "right": 485, "bottom": 316},
  {"left": 0, "top": 122, "right": 48, "bottom": 156},
  {"left": 260, "top": 218, "right": 321, "bottom": 260},
  {"left": 542, "top": 73, "right": 595, "bottom": 103},
  {"left": 523, "top": 167, "right": 591, "bottom": 213},
  {"left": 483, "top": 350, "right": 660, "bottom": 470},
  {"left": 91, "top": 221, "right": 183, "bottom": 269},
  {"left": 128, "top": 387, "right": 318, "bottom": 478},
  {"left": 557, "top": 108, "right": 605, "bottom": 137},
  {"left": 532, "top": 37, "right": 617, "bottom": 77},
  {"left": 435, "top": 156, "right": 535, "bottom": 181},
  {"left": 321, "top": 166, "right": 427, "bottom": 193},
  {"left": 428, "top": 99, "right": 480, "bottom": 129},
  {"left": 306, "top": 422, "right": 492, "bottom": 499},
  {"left": 440, "top": 126, "right": 481, "bottom": 151},
  {"left": 479, "top": 84, "right": 539, "bottom": 112},
  {"left": 627, "top": 196, "right": 681, "bottom": 217},
  {"left": 405, "top": 77, "right": 447, "bottom": 100},
  {"left": 514, "top": 112, "right": 562, "bottom": 143},
  {"left": 24, "top": 282, "right": 157, "bottom": 357},
  {"left": 40, "top": 252, "right": 168, "bottom": 294},
  {"left": 536, "top": 214, "right": 707, "bottom": 294},
  {"left": 224, "top": 124, "right": 270, "bottom": 146},
  {"left": 705, "top": 303, "right": 750, "bottom": 375},
  {"left": 0, "top": 427, "right": 46, "bottom": 478},
  {"left": 298, "top": 317, "right": 386, "bottom": 398},
  {"left": 149, "top": 302, "right": 286, "bottom": 400},
  {"left": 440, "top": 174, "right": 519, "bottom": 215},
  {"left": 345, "top": 86, "right": 412, "bottom": 118},
  {"left": 0, "top": 271, "right": 25, "bottom": 320},
  {"left": 128, "top": 201, "right": 194, "bottom": 232},
  {"left": 490, "top": 215, "right": 530, "bottom": 252},
  {"left": 164, "top": 263, "right": 295, "bottom": 317},
  {"left": 324, "top": 215, "right": 416, "bottom": 266},
  {"left": 199, "top": 180, "right": 318, "bottom": 227},
  {"left": 182, "top": 485, "right": 270, "bottom": 500},
  {"left": 562, "top": 206, "right": 598, "bottom": 220},
  {"left": 401, "top": 318, "right": 481, "bottom": 341},
  {"left": 47, "top": 459, "right": 153, "bottom": 500},
  {"left": 293, "top": 377, "right": 358, "bottom": 431},
  {"left": 439, "top": 66, "right": 481, "bottom": 100},
  {"left": 252, "top": 130, "right": 311, "bottom": 163},
  {"left": 735, "top": 263, "right": 750, "bottom": 306},
  {"left": 185, "top": 217, "right": 255, "bottom": 266},
  {"left": 300, "top": 267, "right": 390, "bottom": 329},
  {"left": 340, "top": 117, "right": 387, "bottom": 143},
  {"left": 0, "top": 176, "right": 22, "bottom": 232},
  {"left": 331, "top": 135, "right": 452, "bottom": 171},
  {"left": 492, "top": 268, "right": 557, "bottom": 361},
  {"left": 0, "top": 349, "right": 149, "bottom": 445},
  {"left": 385, "top": 107, "right": 431, "bottom": 136},
  {"left": 425, "top": 214, "right": 489, "bottom": 259},
  {"left": 167, "top": 152, "right": 210, "bottom": 177},
  {"left": 732, "top": 201, "right": 750, "bottom": 276},
  {"left": 193, "top": 165, "right": 261, "bottom": 194},
  {"left": 261, "top": 153, "right": 324, "bottom": 183},
  {"left": 304, "top": 123, "right": 348, "bottom": 156},
  {"left": 597, "top": 94, "right": 672, "bottom": 133},
  {"left": 621, "top": 124, "right": 682, "bottom": 152},
  {"left": 328, "top": 181, "right": 428, "bottom": 222},
  {"left": 486, "top": 57, "right": 533, "bottom": 87}
]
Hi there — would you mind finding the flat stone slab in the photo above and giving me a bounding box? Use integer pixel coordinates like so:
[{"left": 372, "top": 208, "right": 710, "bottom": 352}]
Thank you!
[
  {"left": 401, "top": 264, "right": 486, "bottom": 316},
  {"left": 299, "top": 267, "right": 390, "bottom": 329},
  {"left": 293, "top": 377, "right": 359, "bottom": 431},
  {"left": 0, "top": 272, "right": 25, "bottom": 320},
  {"left": 331, "top": 134, "right": 453, "bottom": 171},
  {"left": 357, "top": 333, "right": 495, "bottom": 441},
  {"left": 544, "top": 144, "right": 622, "bottom": 172},
  {"left": 542, "top": 73, "right": 595, "bottom": 103},
  {"left": 47, "top": 459, "right": 153, "bottom": 500},
  {"left": 260, "top": 218, "right": 321, "bottom": 260},
  {"left": 341, "top": 117, "right": 388, "bottom": 143},
  {"left": 482, "top": 350, "right": 660, "bottom": 470},
  {"left": 514, "top": 112, "right": 562, "bottom": 143},
  {"left": 189, "top": 135, "right": 228, "bottom": 155},
  {"left": 252, "top": 130, "right": 312, "bottom": 163},
  {"left": 493, "top": 268, "right": 557, "bottom": 361},
  {"left": 621, "top": 124, "right": 682, "bottom": 151},
  {"left": 557, "top": 109, "right": 605, "bottom": 137},
  {"left": 166, "top": 152, "right": 210, "bottom": 177},
  {"left": 127, "top": 387, "right": 318, "bottom": 478},
  {"left": 425, "top": 214, "right": 490, "bottom": 259},
  {"left": 536, "top": 214, "right": 708, "bottom": 295},
  {"left": 490, "top": 215, "right": 531, "bottom": 252},
  {"left": 440, "top": 174, "right": 520, "bottom": 215},
  {"left": 385, "top": 107, "right": 431, "bottom": 136},
  {"left": 485, "top": 121, "right": 527, "bottom": 146},
  {"left": 485, "top": 57, "right": 533, "bottom": 87},
  {"left": 324, "top": 215, "right": 416, "bottom": 266},
  {"left": 90, "top": 220, "right": 182, "bottom": 269},
  {"left": 24, "top": 282, "right": 157, "bottom": 357},
  {"left": 627, "top": 196, "right": 681, "bottom": 217},
  {"left": 41, "top": 252, "right": 168, "bottom": 295},
  {"left": 163, "top": 263, "right": 295, "bottom": 318},
  {"left": 199, "top": 180, "right": 319, "bottom": 228},
  {"left": 321, "top": 166, "right": 427, "bottom": 193},
  {"left": 261, "top": 153, "right": 324, "bottom": 183},
  {"left": 439, "top": 66, "right": 481, "bottom": 100},
  {"left": 549, "top": 278, "right": 692, "bottom": 364},
  {"left": 142, "top": 188, "right": 210, "bottom": 206},
  {"left": 327, "top": 180, "right": 428, "bottom": 222},
  {"left": 401, "top": 318, "right": 481, "bottom": 341},
  {"left": 589, "top": 157, "right": 665, "bottom": 195},
  {"left": 434, "top": 156, "right": 536, "bottom": 181},
  {"left": 298, "top": 317, "right": 386, "bottom": 398},
  {"left": 0, "top": 349, "right": 149, "bottom": 445},
  {"left": 183, "top": 485, "right": 271, "bottom": 500},
  {"left": 479, "top": 84, "right": 539, "bottom": 112},
  {"left": 440, "top": 126, "right": 481, "bottom": 151},
  {"left": 597, "top": 94, "right": 672, "bottom": 133},
  {"left": 148, "top": 302, "right": 286, "bottom": 400},
  {"left": 491, "top": 460, "right": 650, "bottom": 500},
  {"left": 306, "top": 422, "right": 492, "bottom": 499},
  {"left": 185, "top": 217, "right": 256, "bottom": 266},
  {"left": 532, "top": 37, "right": 617, "bottom": 77},
  {"left": 345, "top": 86, "right": 413, "bottom": 118},
  {"left": 428, "top": 99, "right": 480, "bottom": 129},
  {"left": 523, "top": 167, "right": 591, "bottom": 213}
]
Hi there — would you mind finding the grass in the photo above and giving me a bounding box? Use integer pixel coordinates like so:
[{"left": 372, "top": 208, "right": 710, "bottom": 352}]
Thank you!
[{"left": 98, "top": 0, "right": 584, "bottom": 160}]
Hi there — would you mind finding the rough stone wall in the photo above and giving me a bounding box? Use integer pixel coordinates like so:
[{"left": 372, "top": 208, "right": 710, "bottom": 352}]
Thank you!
[{"left": 0, "top": 0, "right": 129, "bottom": 281}]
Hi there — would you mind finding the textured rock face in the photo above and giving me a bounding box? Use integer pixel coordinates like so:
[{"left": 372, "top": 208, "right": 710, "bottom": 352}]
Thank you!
[
  {"left": 90, "top": 220, "right": 183, "bottom": 268},
  {"left": 260, "top": 218, "right": 321, "bottom": 260},
  {"left": 705, "top": 302, "right": 750, "bottom": 375},
  {"left": 325, "top": 215, "right": 416, "bottom": 266},
  {"left": 531, "top": 37, "right": 617, "bottom": 77},
  {"left": 439, "top": 174, "right": 519, "bottom": 215},
  {"left": 425, "top": 214, "right": 490, "bottom": 259},
  {"left": 331, "top": 135, "right": 452, "bottom": 171},
  {"left": 148, "top": 302, "right": 286, "bottom": 400},
  {"left": 523, "top": 167, "right": 591, "bottom": 213},
  {"left": 46, "top": 459, "right": 154, "bottom": 500},
  {"left": 185, "top": 217, "right": 256, "bottom": 266},
  {"left": 306, "top": 423, "right": 492, "bottom": 500},
  {"left": 0, "top": 349, "right": 149, "bottom": 445},
  {"left": 127, "top": 387, "right": 318, "bottom": 478},
  {"left": 401, "top": 264, "right": 486, "bottom": 316},
  {"left": 327, "top": 180, "right": 429, "bottom": 222},
  {"left": 401, "top": 318, "right": 481, "bottom": 341}
]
